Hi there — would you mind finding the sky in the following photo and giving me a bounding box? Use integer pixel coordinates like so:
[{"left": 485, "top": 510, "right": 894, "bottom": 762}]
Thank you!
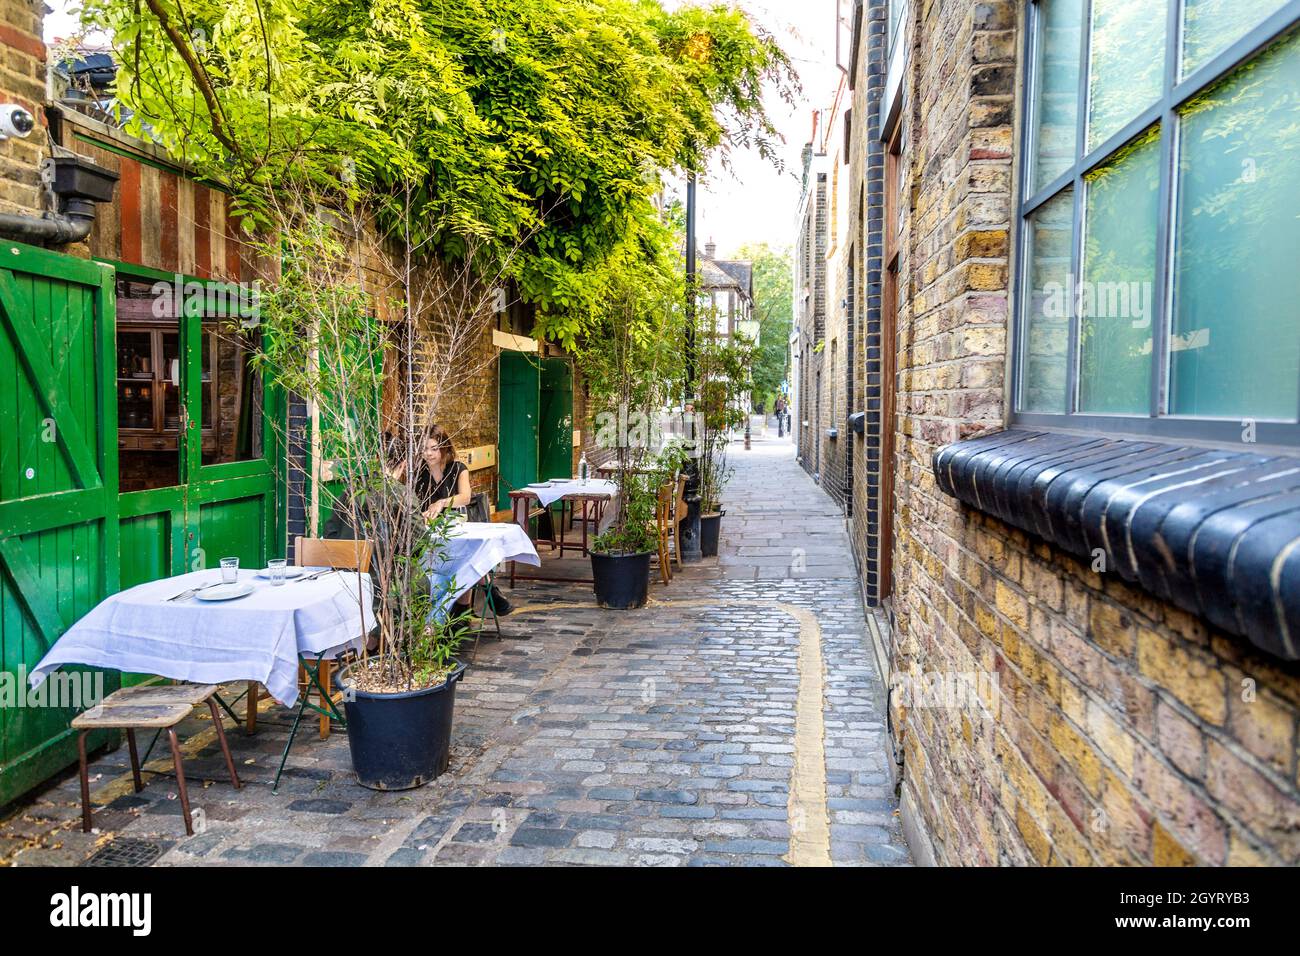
[
  {"left": 43, "top": 0, "right": 844, "bottom": 258},
  {"left": 665, "top": 0, "right": 844, "bottom": 259}
]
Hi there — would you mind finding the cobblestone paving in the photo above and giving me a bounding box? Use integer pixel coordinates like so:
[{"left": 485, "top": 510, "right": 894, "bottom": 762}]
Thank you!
[{"left": 0, "top": 434, "right": 910, "bottom": 867}]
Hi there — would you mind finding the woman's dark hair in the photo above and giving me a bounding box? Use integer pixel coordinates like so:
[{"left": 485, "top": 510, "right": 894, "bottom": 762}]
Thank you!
[{"left": 424, "top": 423, "right": 455, "bottom": 464}]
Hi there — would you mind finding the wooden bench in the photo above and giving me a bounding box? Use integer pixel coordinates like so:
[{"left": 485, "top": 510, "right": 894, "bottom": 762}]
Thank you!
[{"left": 72, "top": 683, "right": 240, "bottom": 836}]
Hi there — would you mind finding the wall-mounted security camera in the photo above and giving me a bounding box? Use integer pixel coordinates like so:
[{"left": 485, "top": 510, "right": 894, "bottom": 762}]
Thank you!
[{"left": 0, "top": 105, "right": 36, "bottom": 140}]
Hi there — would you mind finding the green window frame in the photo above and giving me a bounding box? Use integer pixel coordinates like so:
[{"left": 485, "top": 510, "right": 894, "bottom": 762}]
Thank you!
[{"left": 1013, "top": 0, "right": 1300, "bottom": 444}]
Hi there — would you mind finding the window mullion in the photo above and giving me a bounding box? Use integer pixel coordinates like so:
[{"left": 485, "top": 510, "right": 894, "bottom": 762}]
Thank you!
[
  {"left": 1148, "top": 0, "right": 1183, "bottom": 419},
  {"left": 1024, "top": 171, "right": 1076, "bottom": 216},
  {"left": 1013, "top": 1, "right": 1040, "bottom": 413},
  {"left": 1067, "top": 0, "right": 1094, "bottom": 416}
]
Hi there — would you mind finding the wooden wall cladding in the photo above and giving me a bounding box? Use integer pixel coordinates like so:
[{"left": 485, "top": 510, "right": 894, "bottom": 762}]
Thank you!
[{"left": 52, "top": 109, "right": 251, "bottom": 281}]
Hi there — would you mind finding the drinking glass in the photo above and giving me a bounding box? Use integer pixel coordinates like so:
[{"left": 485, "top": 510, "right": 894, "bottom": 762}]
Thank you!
[
  {"left": 268, "top": 558, "right": 287, "bottom": 586},
  {"left": 220, "top": 557, "right": 239, "bottom": 584}
]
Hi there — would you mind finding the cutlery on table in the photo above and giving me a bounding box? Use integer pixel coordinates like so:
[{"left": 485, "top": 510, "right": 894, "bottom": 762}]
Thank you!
[
  {"left": 294, "top": 568, "right": 336, "bottom": 583},
  {"left": 166, "top": 581, "right": 222, "bottom": 602}
]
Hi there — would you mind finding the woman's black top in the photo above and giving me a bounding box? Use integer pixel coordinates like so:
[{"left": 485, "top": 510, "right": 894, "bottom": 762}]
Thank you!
[{"left": 412, "top": 459, "right": 466, "bottom": 511}]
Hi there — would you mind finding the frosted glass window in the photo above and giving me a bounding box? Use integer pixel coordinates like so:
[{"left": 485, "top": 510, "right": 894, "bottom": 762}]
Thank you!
[
  {"left": 1182, "top": 0, "right": 1289, "bottom": 76},
  {"left": 1021, "top": 190, "right": 1075, "bottom": 413},
  {"left": 1170, "top": 31, "right": 1300, "bottom": 420},
  {"left": 1078, "top": 130, "right": 1160, "bottom": 414},
  {"left": 1030, "top": 0, "right": 1084, "bottom": 192},
  {"left": 1087, "top": 0, "right": 1165, "bottom": 151}
]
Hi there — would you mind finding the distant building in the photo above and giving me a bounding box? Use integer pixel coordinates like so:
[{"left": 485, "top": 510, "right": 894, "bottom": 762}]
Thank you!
[
  {"left": 791, "top": 76, "right": 851, "bottom": 505},
  {"left": 698, "top": 240, "right": 756, "bottom": 343}
]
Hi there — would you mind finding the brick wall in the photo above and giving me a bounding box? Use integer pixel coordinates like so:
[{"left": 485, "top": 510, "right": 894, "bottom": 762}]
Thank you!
[
  {"left": 850, "top": 0, "right": 888, "bottom": 602},
  {"left": 883, "top": 0, "right": 1300, "bottom": 866},
  {"left": 0, "top": 0, "right": 47, "bottom": 216},
  {"left": 794, "top": 168, "right": 828, "bottom": 477},
  {"left": 823, "top": 118, "right": 851, "bottom": 512}
]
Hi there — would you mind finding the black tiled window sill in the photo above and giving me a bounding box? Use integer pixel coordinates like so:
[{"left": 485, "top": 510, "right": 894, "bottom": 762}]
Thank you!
[{"left": 933, "top": 429, "right": 1300, "bottom": 661}]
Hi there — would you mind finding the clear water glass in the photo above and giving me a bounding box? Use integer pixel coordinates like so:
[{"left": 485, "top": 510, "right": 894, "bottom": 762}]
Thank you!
[
  {"left": 220, "top": 557, "right": 239, "bottom": 584},
  {"left": 268, "top": 558, "right": 287, "bottom": 586}
]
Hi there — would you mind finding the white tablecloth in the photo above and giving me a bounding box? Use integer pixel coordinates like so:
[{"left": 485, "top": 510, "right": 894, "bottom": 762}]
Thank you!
[
  {"left": 28, "top": 568, "right": 373, "bottom": 707},
  {"left": 523, "top": 478, "right": 618, "bottom": 508},
  {"left": 427, "top": 522, "right": 539, "bottom": 614}
]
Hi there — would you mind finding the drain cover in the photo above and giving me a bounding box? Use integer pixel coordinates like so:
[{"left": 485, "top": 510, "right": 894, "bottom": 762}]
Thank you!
[{"left": 83, "top": 838, "right": 167, "bottom": 867}]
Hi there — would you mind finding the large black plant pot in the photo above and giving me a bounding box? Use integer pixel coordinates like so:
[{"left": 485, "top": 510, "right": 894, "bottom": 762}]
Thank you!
[
  {"left": 338, "top": 661, "right": 466, "bottom": 790},
  {"left": 700, "top": 511, "right": 724, "bottom": 558},
  {"left": 590, "top": 550, "right": 652, "bottom": 609}
]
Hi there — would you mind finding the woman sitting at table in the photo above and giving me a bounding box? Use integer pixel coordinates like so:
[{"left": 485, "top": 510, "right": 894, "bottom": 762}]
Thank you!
[
  {"left": 389, "top": 423, "right": 472, "bottom": 519},
  {"left": 391, "top": 423, "right": 512, "bottom": 617}
]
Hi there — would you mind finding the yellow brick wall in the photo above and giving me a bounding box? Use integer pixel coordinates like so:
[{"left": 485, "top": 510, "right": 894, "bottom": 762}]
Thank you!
[
  {"left": 887, "top": 0, "right": 1300, "bottom": 866},
  {"left": 0, "top": 0, "right": 47, "bottom": 216}
]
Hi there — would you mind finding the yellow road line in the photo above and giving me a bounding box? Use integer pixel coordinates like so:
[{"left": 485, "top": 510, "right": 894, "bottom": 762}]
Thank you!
[{"left": 776, "top": 602, "right": 833, "bottom": 866}]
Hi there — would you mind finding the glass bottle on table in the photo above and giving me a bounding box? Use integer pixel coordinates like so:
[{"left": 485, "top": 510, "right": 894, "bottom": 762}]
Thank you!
[{"left": 578, "top": 452, "right": 589, "bottom": 485}]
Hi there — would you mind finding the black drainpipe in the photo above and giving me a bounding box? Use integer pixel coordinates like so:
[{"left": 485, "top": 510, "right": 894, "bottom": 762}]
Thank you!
[{"left": 0, "top": 154, "right": 119, "bottom": 247}]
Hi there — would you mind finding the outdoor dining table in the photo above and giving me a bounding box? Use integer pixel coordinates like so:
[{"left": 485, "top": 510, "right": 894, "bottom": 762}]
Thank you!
[
  {"left": 509, "top": 478, "right": 618, "bottom": 583},
  {"left": 29, "top": 566, "right": 373, "bottom": 791},
  {"left": 425, "top": 520, "right": 539, "bottom": 617}
]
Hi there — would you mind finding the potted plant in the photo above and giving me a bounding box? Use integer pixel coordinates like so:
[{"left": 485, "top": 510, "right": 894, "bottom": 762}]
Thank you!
[
  {"left": 335, "top": 500, "right": 472, "bottom": 789},
  {"left": 252, "top": 209, "right": 511, "bottom": 790},
  {"left": 589, "top": 469, "right": 659, "bottom": 609},
  {"left": 578, "top": 241, "right": 684, "bottom": 607}
]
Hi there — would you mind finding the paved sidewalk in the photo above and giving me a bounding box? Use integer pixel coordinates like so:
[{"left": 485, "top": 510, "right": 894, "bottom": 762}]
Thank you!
[{"left": 0, "top": 435, "right": 909, "bottom": 867}]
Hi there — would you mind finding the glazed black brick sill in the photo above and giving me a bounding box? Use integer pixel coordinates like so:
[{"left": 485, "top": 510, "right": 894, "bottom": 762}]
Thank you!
[{"left": 933, "top": 429, "right": 1300, "bottom": 661}]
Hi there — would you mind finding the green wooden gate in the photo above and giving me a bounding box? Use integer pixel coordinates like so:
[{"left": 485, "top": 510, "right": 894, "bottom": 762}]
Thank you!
[
  {"left": 0, "top": 242, "right": 121, "bottom": 805},
  {"left": 0, "top": 250, "right": 284, "bottom": 806},
  {"left": 498, "top": 352, "right": 573, "bottom": 513}
]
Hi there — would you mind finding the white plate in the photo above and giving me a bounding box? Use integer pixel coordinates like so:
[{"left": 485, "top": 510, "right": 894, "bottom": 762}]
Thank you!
[
  {"left": 255, "top": 565, "right": 308, "bottom": 579},
  {"left": 195, "top": 581, "right": 256, "bottom": 601}
]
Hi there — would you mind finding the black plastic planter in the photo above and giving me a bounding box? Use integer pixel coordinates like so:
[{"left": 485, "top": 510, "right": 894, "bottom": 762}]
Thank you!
[
  {"left": 700, "top": 511, "right": 724, "bottom": 558},
  {"left": 338, "top": 661, "right": 466, "bottom": 790},
  {"left": 590, "top": 550, "right": 652, "bottom": 609}
]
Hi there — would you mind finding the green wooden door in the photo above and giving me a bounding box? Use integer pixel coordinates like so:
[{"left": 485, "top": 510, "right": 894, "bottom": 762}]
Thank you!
[
  {"left": 498, "top": 351, "right": 539, "bottom": 510},
  {"left": 0, "top": 242, "right": 121, "bottom": 804},
  {"left": 539, "top": 357, "right": 573, "bottom": 483}
]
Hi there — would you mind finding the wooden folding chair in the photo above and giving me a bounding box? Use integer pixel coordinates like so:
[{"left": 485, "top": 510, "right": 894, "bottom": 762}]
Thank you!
[
  {"left": 244, "top": 537, "right": 373, "bottom": 742},
  {"left": 669, "top": 474, "right": 688, "bottom": 570},
  {"left": 650, "top": 481, "right": 675, "bottom": 585}
]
